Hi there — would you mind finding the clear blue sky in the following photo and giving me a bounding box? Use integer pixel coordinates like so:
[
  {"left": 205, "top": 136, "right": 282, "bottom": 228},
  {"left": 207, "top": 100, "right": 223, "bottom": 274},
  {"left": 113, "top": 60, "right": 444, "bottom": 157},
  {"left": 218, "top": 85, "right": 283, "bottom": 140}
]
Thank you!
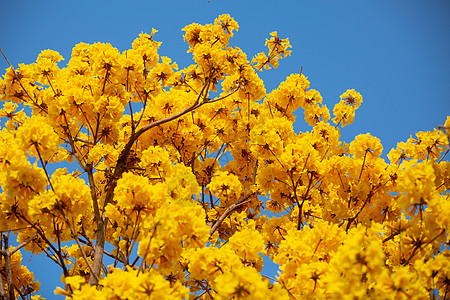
[{"left": 1, "top": 0, "right": 449, "bottom": 298}]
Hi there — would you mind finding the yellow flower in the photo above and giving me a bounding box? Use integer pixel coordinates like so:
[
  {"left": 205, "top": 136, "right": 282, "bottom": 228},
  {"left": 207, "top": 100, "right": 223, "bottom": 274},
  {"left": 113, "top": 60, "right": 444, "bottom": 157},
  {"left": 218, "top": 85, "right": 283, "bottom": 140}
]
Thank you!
[
  {"left": 35, "top": 49, "right": 63, "bottom": 82},
  {"left": 332, "top": 100, "right": 356, "bottom": 127},
  {"left": 340, "top": 89, "right": 363, "bottom": 108},
  {"left": 224, "top": 227, "right": 266, "bottom": 264},
  {"left": 1, "top": 14, "right": 448, "bottom": 300},
  {"left": 265, "top": 32, "right": 292, "bottom": 62},
  {"left": 207, "top": 170, "right": 243, "bottom": 200},
  {"left": 397, "top": 160, "right": 438, "bottom": 219},
  {"left": 16, "top": 115, "right": 60, "bottom": 161},
  {"left": 215, "top": 14, "right": 239, "bottom": 36},
  {"left": 214, "top": 266, "right": 288, "bottom": 299},
  {"left": 304, "top": 103, "right": 330, "bottom": 126},
  {"left": 2, "top": 161, "right": 47, "bottom": 200},
  {"left": 349, "top": 133, "right": 383, "bottom": 159}
]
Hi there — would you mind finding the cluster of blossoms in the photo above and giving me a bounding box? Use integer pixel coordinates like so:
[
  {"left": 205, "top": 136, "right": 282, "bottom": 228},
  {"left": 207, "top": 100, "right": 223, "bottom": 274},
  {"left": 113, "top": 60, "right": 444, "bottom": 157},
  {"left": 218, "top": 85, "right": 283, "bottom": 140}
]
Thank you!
[{"left": 0, "top": 14, "right": 449, "bottom": 299}]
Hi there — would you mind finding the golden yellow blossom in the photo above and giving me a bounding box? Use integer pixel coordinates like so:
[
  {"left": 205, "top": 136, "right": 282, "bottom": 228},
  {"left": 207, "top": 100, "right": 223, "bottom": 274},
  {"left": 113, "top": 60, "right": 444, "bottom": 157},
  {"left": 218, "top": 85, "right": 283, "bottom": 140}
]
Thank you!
[{"left": 0, "top": 14, "right": 448, "bottom": 300}]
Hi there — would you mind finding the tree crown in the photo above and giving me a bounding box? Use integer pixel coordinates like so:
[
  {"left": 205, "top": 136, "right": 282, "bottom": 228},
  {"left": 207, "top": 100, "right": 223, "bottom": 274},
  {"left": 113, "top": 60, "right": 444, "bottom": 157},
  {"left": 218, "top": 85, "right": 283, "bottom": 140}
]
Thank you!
[{"left": 0, "top": 14, "right": 449, "bottom": 300}]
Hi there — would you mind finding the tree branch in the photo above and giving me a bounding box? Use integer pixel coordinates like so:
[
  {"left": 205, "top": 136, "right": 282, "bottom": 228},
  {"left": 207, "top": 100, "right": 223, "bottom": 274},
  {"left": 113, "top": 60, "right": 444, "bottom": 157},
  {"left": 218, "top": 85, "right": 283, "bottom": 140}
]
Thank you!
[
  {"left": 89, "top": 77, "right": 213, "bottom": 286},
  {"left": 63, "top": 215, "right": 99, "bottom": 284},
  {"left": 209, "top": 193, "right": 256, "bottom": 236},
  {"left": 0, "top": 231, "right": 36, "bottom": 300}
]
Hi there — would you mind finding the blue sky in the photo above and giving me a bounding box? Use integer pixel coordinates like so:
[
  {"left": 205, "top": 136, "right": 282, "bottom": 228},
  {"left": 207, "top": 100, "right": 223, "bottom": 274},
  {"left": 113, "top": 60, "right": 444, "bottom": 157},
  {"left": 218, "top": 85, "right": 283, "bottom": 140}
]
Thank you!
[{"left": 1, "top": 0, "right": 450, "bottom": 298}]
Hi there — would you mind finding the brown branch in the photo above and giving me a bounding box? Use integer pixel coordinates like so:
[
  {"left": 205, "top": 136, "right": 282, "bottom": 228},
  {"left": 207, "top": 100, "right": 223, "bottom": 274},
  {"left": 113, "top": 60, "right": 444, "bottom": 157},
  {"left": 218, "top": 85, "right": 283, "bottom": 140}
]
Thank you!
[
  {"left": 252, "top": 159, "right": 259, "bottom": 185},
  {"left": 76, "top": 109, "right": 96, "bottom": 144},
  {"left": 78, "top": 233, "right": 137, "bottom": 271},
  {"left": 101, "top": 67, "right": 109, "bottom": 95},
  {"left": 207, "top": 87, "right": 238, "bottom": 103},
  {"left": 438, "top": 148, "right": 449, "bottom": 163},
  {"left": 86, "top": 164, "right": 100, "bottom": 224},
  {"left": 194, "top": 280, "right": 215, "bottom": 300},
  {"left": 62, "top": 113, "right": 88, "bottom": 172},
  {"left": 128, "top": 212, "right": 142, "bottom": 263},
  {"left": 209, "top": 193, "right": 256, "bottom": 236},
  {"left": 132, "top": 85, "right": 149, "bottom": 130},
  {"left": 297, "top": 171, "right": 314, "bottom": 230},
  {"left": 32, "top": 142, "right": 54, "bottom": 191},
  {"left": 73, "top": 137, "right": 95, "bottom": 145},
  {"left": 1, "top": 231, "right": 36, "bottom": 300},
  {"left": 115, "top": 89, "right": 209, "bottom": 174},
  {"left": 17, "top": 215, "right": 68, "bottom": 274},
  {"left": 345, "top": 193, "right": 372, "bottom": 232},
  {"left": 128, "top": 101, "right": 136, "bottom": 135},
  {"left": 45, "top": 73, "right": 57, "bottom": 95},
  {"left": 1, "top": 232, "right": 13, "bottom": 300},
  {"left": 357, "top": 150, "right": 368, "bottom": 183},
  {"left": 63, "top": 215, "right": 99, "bottom": 283},
  {"left": 138, "top": 222, "right": 159, "bottom": 275},
  {"left": 89, "top": 77, "right": 214, "bottom": 286},
  {"left": 112, "top": 80, "right": 211, "bottom": 182},
  {"left": 4, "top": 250, "right": 15, "bottom": 300},
  {"left": 9, "top": 231, "right": 38, "bottom": 256},
  {"left": 261, "top": 273, "right": 278, "bottom": 282},
  {"left": 88, "top": 213, "right": 107, "bottom": 286},
  {"left": 402, "top": 229, "right": 445, "bottom": 266},
  {"left": 0, "top": 257, "right": 6, "bottom": 300}
]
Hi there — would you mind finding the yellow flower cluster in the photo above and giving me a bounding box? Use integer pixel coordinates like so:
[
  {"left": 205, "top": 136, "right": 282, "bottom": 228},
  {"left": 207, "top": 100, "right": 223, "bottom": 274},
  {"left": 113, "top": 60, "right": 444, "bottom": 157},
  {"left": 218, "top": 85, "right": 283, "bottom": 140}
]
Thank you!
[
  {"left": 56, "top": 268, "right": 188, "bottom": 299},
  {"left": 333, "top": 89, "right": 363, "bottom": 127},
  {"left": 0, "top": 14, "right": 449, "bottom": 299}
]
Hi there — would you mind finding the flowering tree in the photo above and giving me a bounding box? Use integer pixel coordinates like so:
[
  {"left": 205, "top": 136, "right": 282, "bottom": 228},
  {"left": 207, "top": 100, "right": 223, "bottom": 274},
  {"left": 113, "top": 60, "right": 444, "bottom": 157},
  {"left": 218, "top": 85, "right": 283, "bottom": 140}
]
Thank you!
[{"left": 0, "top": 15, "right": 449, "bottom": 299}]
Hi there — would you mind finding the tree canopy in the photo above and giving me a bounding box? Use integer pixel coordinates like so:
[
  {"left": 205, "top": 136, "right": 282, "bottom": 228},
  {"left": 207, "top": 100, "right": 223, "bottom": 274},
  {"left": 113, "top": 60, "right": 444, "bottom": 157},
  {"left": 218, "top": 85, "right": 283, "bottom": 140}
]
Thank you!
[{"left": 0, "top": 15, "right": 449, "bottom": 299}]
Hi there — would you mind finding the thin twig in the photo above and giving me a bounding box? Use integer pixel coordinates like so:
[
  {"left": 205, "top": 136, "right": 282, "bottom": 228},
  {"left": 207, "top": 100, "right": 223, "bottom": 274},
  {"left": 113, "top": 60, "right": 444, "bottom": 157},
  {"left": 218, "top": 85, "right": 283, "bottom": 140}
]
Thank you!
[
  {"left": 0, "top": 47, "right": 47, "bottom": 114},
  {"left": 73, "top": 137, "right": 95, "bottom": 145},
  {"left": 357, "top": 150, "right": 368, "bottom": 183},
  {"left": 10, "top": 231, "right": 38, "bottom": 256},
  {"left": 261, "top": 273, "right": 278, "bottom": 282},
  {"left": 63, "top": 215, "right": 99, "bottom": 283},
  {"left": 252, "top": 159, "right": 259, "bottom": 185},
  {"left": 17, "top": 214, "right": 69, "bottom": 275},
  {"left": 32, "top": 142, "right": 54, "bottom": 191},
  {"left": 138, "top": 222, "right": 159, "bottom": 275}
]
